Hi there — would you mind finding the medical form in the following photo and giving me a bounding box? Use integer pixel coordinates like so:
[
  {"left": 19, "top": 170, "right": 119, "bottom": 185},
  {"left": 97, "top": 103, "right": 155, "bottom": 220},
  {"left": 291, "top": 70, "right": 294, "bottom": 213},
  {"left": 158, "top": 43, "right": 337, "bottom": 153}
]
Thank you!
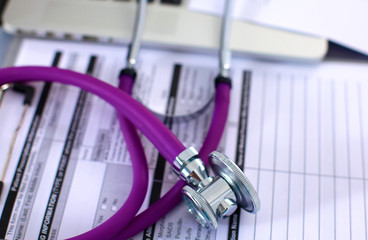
[{"left": 0, "top": 38, "right": 367, "bottom": 239}]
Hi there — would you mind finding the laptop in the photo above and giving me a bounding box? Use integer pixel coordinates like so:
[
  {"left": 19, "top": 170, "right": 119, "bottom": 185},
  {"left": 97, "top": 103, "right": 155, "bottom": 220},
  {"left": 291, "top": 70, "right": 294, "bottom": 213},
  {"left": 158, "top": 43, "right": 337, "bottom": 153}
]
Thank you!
[{"left": 1, "top": 0, "right": 327, "bottom": 61}]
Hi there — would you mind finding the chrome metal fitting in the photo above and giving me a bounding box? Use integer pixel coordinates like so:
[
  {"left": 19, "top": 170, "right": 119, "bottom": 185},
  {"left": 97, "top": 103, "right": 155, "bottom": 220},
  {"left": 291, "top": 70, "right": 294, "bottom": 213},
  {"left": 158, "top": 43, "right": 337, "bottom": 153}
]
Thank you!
[
  {"left": 173, "top": 147, "right": 209, "bottom": 187},
  {"left": 181, "top": 151, "right": 260, "bottom": 229},
  {"left": 1, "top": 84, "right": 11, "bottom": 91},
  {"left": 0, "top": 84, "right": 12, "bottom": 107}
]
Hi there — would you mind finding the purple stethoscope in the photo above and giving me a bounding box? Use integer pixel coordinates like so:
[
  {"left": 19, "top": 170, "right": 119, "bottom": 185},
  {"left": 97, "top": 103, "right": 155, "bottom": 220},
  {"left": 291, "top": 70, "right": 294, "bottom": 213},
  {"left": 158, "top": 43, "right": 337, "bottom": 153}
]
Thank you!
[{"left": 0, "top": 0, "right": 259, "bottom": 239}]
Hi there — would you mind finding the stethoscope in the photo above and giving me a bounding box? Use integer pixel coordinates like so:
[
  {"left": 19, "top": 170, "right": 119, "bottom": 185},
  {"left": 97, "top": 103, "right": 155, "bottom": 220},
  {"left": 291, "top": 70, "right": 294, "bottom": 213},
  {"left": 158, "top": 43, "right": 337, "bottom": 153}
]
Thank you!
[{"left": 0, "top": 0, "right": 260, "bottom": 239}]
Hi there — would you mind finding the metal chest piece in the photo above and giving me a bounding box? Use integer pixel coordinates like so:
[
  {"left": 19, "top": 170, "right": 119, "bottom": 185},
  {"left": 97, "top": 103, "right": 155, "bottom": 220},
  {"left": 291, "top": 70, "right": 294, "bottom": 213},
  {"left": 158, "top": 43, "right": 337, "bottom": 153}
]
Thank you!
[{"left": 174, "top": 148, "right": 260, "bottom": 229}]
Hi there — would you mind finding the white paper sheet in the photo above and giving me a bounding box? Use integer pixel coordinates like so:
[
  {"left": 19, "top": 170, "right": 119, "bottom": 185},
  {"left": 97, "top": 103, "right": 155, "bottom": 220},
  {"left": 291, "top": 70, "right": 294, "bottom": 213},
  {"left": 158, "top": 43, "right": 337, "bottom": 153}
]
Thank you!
[
  {"left": 189, "top": 0, "right": 368, "bottom": 55},
  {"left": 0, "top": 38, "right": 367, "bottom": 240},
  {"left": 235, "top": 60, "right": 368, "bottom": 239}
]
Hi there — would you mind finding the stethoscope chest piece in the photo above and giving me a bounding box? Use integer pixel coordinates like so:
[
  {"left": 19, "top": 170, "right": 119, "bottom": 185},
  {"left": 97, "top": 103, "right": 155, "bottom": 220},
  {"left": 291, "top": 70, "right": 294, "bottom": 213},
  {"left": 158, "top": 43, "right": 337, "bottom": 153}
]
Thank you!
[
  {"left": 177, "top": 150, "right": 260, "bottom": 229},
  {"left": 209, "top": 151, "right": 260, "bottom": 213}
]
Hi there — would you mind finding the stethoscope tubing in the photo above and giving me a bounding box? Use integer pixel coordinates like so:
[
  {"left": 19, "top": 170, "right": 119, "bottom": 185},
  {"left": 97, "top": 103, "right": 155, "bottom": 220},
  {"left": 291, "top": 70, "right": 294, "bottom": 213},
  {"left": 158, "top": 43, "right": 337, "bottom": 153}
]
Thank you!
[
  {"left": 0, "top": 66, "right": 231, "bottom": 239},
  {"left": 33, "top": 71, "right": 152, "bottom": 240},
  {"left": 0, "top": 66, "right": 187, "bottom": 163},
  {"left": 69, "top": 73, "right": 150, "bottom": 240},
  {"left": 114, "top": 79, "right": 231, "bottom": 240},
  {"left": 113, "top": 0, "right": 233, "bottom": 237}
]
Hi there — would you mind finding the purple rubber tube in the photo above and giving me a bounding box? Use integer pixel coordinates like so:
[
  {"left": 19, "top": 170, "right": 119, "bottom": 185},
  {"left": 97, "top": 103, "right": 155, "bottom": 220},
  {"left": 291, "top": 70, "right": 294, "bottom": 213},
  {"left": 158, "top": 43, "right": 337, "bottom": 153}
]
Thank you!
[
  {"left": 113, "top": 82, "right": 231, "bottom": 239},
  {"left": 199, "top": 82, "right": 231, "bottom": 164},
  {"left": 0, "top": 66, "right": 185, "bottom": 239},
  {"left": 0, "top": 66, "right": 186, "bottom": 163},
  {"left": 0, "top": 66, "right": 231, "bottom": 239},
  {"left": 69, "top": 73, "right": 150, "bottom": 239}
]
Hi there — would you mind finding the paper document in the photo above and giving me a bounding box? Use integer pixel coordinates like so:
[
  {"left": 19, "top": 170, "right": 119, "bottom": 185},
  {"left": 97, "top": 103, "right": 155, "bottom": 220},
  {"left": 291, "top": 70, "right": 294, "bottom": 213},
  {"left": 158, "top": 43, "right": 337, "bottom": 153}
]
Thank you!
[
  {"left": 0, "top": 38, "right": 367, "bottom": 239},
  {"left": 189, "top": 0, "right": 368, "bottom": 55}
]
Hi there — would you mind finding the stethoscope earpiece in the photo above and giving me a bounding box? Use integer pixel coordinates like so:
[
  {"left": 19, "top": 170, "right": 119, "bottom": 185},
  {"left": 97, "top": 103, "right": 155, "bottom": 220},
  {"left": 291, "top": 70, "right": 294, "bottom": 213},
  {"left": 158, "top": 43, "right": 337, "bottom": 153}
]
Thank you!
[{"left": 174, "top": 148, "right": 260, "bottom": 229}]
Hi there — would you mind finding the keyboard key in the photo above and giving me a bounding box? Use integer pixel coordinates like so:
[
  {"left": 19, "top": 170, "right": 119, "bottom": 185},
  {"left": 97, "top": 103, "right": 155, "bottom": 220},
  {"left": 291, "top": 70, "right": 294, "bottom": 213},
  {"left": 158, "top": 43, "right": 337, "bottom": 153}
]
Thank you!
[{"left": 161, "top": 0, "right": 181, "bottom": 5}]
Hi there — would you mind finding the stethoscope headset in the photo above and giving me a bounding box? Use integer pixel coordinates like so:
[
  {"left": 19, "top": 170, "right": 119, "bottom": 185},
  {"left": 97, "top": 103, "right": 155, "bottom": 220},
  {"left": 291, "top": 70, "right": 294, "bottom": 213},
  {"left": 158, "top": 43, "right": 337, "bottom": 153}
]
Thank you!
[{"left": 0, "top": 0, "right": 260, "bottom": 239}]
